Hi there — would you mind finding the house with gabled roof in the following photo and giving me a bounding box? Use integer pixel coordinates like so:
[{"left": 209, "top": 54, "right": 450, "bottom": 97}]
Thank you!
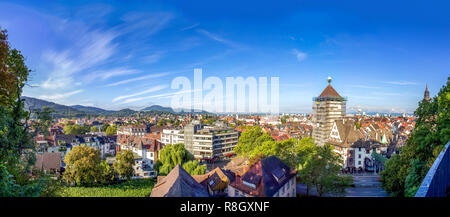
[
  {"left": 150, "top": 165, "right": 209, "bottom": 197},
  {"left": 228, "top": 156, "right": 296, "bottom": 197}
]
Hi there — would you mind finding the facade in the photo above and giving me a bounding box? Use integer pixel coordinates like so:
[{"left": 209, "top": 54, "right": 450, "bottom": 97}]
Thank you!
[
  {"left": 117, "top": 125, "right": 147, "bottom": 136},
  {"left": 328, "top": 119, "right": 392, "bottom": 172},
  {"left": 228, "top": 156, "right": 296, "bottom": 197},
  {"left": 312, "top": 77, "right": 346, "bottom": 146},
  {"left": 161, "top": 121, "right": 239, "bottom": 161}
]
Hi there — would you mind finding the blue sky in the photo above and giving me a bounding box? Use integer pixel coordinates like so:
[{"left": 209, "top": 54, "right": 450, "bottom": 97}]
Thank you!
[{"left": 1, "top": 0, "right": 449, "bottom": 113}]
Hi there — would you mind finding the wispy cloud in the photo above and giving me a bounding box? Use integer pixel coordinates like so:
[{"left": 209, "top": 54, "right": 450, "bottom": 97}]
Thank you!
[
  {"left": 181, "top": 23, "right": 199, "bottom": 31},
  {"left": 41, "top": 28, "right": 119, "bottom": 89},
  {"left": 105, "top": 71, "right": 175, "bottom": 87},
  {"left": 112, "top": 85, "right": 167, "bottom": 102},
  {"left": 383, "top": 81, "right": 418, "bottom": 85},
  {"left": 85, "top": 68, "right": 141, "bottom": 82},
  {"left": 348, "top": 84, "right": 380, "bottom": 89},
  {"left": 196, "top": 29, "right": 243, "bottom": 49},
  {"left": 292, "top": 49, "right": 307, "bottom": 61},
  {"left": 39, "top": 90, "right": 83, "bottom": 101},
  {"left": 141, "top": 51, "right": 166, "bottom": 64}
]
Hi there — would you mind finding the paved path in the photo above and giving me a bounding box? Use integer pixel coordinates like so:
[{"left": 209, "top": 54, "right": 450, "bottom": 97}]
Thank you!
[
  {"left": 345, "top": 175, "right": 388, "bottom": 197},
  {"left": 296, "top": 174, "right": 388, "bottom": 197}
]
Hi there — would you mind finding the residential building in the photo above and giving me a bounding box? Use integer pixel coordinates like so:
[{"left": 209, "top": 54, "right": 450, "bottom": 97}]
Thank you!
[
  {"left": 228, "top": 156, "right": 297, "bottom": 197},
  {"left": 117, "top": 125, "right": 147, "bottom": 136},
  {"left": 150, "top": 164, "right": 209, "bottom": 197},
  {"left": 161, "top": 121, "right": 239, "bottom": 161}
]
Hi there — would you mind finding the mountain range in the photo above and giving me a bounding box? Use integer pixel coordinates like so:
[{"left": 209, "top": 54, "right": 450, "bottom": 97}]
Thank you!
[{"left": 22, "top": 96, "right": 209, "bottom": 118}]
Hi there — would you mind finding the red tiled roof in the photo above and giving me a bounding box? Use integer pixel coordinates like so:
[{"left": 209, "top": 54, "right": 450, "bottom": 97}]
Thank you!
[{"left": 319, "top": 85, "right": 342, "bottom": 98}]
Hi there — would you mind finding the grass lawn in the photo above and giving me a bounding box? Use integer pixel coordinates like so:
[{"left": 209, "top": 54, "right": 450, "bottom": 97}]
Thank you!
[{"left": 56, "top": 178, "right": 157, "bottom": 197}]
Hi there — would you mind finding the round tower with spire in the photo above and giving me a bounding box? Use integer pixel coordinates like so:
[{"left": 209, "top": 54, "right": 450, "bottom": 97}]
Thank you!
[{"left": 312, "top": 76, "right": 347, "bottom": 146}]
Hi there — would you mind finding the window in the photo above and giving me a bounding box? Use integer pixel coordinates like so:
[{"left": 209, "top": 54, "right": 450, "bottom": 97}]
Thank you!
[
  {"left": 358, "top": 147, "right": 361, "bottom": 151},
  {"left": 358, "top": 161, "right": 361, "bottom": 165},
  {"left": 358, "top": 154, "right": 361, "bottom": 159}
]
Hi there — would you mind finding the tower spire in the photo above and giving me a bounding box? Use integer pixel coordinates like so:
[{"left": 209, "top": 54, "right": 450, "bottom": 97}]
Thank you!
[{"left": 424, "top": 84, "right": 431, "bottom": 101}]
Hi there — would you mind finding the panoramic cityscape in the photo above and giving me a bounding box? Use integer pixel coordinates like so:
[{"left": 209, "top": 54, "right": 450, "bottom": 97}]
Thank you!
[{"left": 0, "top": 0, "right": 449, "bottom": 208}]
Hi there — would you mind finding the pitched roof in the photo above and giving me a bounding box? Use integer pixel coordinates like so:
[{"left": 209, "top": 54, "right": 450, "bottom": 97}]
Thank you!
[
  {"left": 150, "top": 165, "right": 209, "bottom": 197},
  {"left": 35, "top": 152, "right": 62, "bottom": 171},
  {"left": 319, "top": 85, "right": 342, "bottom": 98},
  {"left": 230, "top": 156, "right": 296, "bottom": 197}
]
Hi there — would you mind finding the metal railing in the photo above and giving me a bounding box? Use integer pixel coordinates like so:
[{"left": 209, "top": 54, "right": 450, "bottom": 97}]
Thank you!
[{"left": 415, "top": 141, "right": 450, "bottom": 197}]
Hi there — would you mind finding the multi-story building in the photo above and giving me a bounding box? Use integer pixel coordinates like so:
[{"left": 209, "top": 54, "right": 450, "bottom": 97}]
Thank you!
[
  {"left": 117, "top": 125, "right": 147, "bottom": 136},
  {"left": 161, "top": 121, "right": 239, "bottom": 160},
  {"left": 312, "top": 77, "right": 347, "bottom": 146}
]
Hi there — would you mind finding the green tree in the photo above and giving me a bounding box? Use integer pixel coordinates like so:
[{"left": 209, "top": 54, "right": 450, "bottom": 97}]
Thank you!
[
  {"left": 0, "top": 29, "right": 49, "bottom": 196},
  {"left": 182, "top": 160, "right": 207, "bottom": 175},
  {"left": 105, "top": 125, "right": 117, "bottom": 136},
  {"left": 113, "top": 150, "right": 135, "bottom": 181},
  {"left": 234, "top": 126, "right": 273, "bottom": 157},
  {"left": 381, "top": 78, "right": 449, "bottom": 197},
  {"left": 90, "top": 126, "right": 98, "bottom": 133},
  {"left": 34, "top": 106, "right": 55, "bottom": 137},
  {"left": 63, "top": 145, "right": 104, "bottom": 186},
  {"left": 100, "top": 123, "right": 110, "bottom": 132},
  {"left": 154, "top": 143, "right": 193, "bottom": 175},
  {"left": 64, "top": 124, "right": 89, "bottom": 135}
]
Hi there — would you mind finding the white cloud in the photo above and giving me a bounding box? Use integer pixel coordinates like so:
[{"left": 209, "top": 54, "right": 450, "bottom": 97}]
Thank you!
[
  {"left": 105, "top": 72, "right": 172, "bottom": 87},
  {"left": 39, "top": 90, "right": 83, "bottom": 101},
  {"left": 292, "top": 49, "right": 307, "bottom": 61},
  {"left": 41, "top": 29, "right": 120, "bottom": 90},
  {"left": 181, "top": 23, "right": 199, "bottom": 31},
  {"left": 85, "top": 68, "right": 141, "bottom": 82},
  {"left": 383, "top": 81, "right": 418, "bottom": 85},
  {"left": 112, "top": 85, "right": 168, "bottom": 102},
  {"left": 197, "top": 29, "right": 243, "bottom": 49}
]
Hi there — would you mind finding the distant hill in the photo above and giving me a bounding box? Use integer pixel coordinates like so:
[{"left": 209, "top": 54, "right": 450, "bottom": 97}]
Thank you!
[
  {"left": 141, "top": 105, "right": 175, "bottom": 113},
  {"left": 70, "top": 105, "right": 112, "bottom": 114},
  {"left": 22, "top": 96, "right": 210, "bottom": 118}
]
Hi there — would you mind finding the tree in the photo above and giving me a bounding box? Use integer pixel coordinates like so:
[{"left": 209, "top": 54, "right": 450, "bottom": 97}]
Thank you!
[
  {"left": 234, "top": 126, "right": 273, "bottom": 157},
  {"left": 99, "top": 160, "right": 114, "bottom": 183},
  {"left": 182, "top": 160, "right": 207, "bottom": 175},
  {"left": 34, "top": 106, "right": 55, "bottom": 137},
  {"left": 157, "top": 119, "right": 167, "bottom": 127},
  {"left": 63, "top": 145, "right": 104, "bottom": 186},
  {"left": 64, "top": 124, "right": 89, "bottom": 135},
  {"left": 154, "top": 143, "right": 193, "bottom": 175},
  {"left": 113, "top": 150, "right": 135, "bottom": 181},
  {"left": 0, "top": 29, "right": 48, "bottom": 196},
  {"left": 100, "top": 123, "right": 110, "bottom": 132},
  {"left": 90, "top": 126, "right": 98, "bottom": 133},
  {"left": 105, "top": 125, "right": 117, "bottom": 136},
  {"left": 381, "top": 78, "right": 449, "bottom": 197}
]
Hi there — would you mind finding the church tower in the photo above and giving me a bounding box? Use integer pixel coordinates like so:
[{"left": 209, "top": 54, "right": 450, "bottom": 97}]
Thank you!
[
  {"left": 312, "top": 77, "right": 346, "bottom": 146},
  {"left": 424, "top": 84, "right": 431, "bottom": 101}
]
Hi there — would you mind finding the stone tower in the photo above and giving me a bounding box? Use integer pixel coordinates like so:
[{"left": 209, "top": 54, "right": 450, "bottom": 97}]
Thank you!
[
  {"left": 312, "top": 77, "right": 346, "bottom": 146},
  {"left": 424, "top": 84, "right": 431, "bottom": 101}
]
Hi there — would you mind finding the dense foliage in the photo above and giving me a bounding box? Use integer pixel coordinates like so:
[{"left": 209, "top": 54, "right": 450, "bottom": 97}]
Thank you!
[
  {"left": 63, "top": 145, "right": 109, "bottom": 186},
  {"left": 234, "top": 126, "right": 353, "bottom": 196},
  {"left": 381, "top": 78, "right": 450, "bottom": 197},
  {"left": 56, "top": 178, "right": 156, "bottom": 197},
  {"left": 0, "top": 29, "right": 55, "bottom": 197},
  {"left": 105, "top": 125, "right": 117, "bottom": 136},
  {"left": 63, "top": 124, "right": 89, "bottom": 135},
  {"left": 182, "top": 160, "right": 207, "bottom": 175},
  {"left": 113, "top": 150, "right": 135, "bottom": 180},
  {"left": 154, "top": 143, "right": 205, "bottom": 176}
]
